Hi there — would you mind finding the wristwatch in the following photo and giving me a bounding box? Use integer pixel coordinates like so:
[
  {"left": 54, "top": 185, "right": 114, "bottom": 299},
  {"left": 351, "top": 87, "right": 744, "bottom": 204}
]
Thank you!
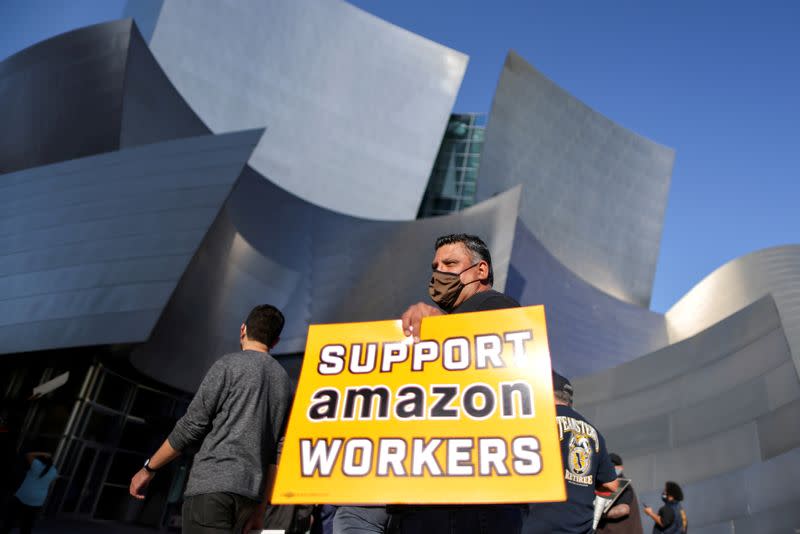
[{"left": 143, "top": 458, "right": 158, "bottom": 474}]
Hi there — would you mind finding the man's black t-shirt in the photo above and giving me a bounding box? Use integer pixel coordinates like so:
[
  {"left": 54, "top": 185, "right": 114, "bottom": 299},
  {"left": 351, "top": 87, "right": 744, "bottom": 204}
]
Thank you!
[
  {"left": 597, "top": 474, "right": 645, "bottom": 534},
  {"left": 616, "top": 483, "right": 634, "bottom": 507},
  {"left": 526, "top": 405, "right": 617, "bottom": 534},
  {"left": 451, "top": 289, "right": 520, "bottom": 314}
]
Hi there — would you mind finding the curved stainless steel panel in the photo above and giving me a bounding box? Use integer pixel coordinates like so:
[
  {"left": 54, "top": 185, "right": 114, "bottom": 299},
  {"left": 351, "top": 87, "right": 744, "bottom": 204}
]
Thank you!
[
  {"left": 666, "top": 245, "right": 800, "bottom": 376},
  {"left": 122, "top": 0, "right": 164, "bottom": 42},
  {"left": 131, "top": 173, "right": 521, "bottom": 391},
  {"left": 0, "top": 21, "right": 130, "bottom": 174},
  {"left": 0, "top": 130, "right": 262, "bottom": 354},
  {"left": 0, "top": 19, "right": 208, "bottom": 175},
  {"left": 637, "top": 446, "right": 800, "bottom": 534},
  {"left": 508, "top": 222, "right": 668, "bottom": 379},
  {"left": 140, "top": 0, "right": 468, "bottom": 220},
  {"left": 119, "top": 19, "right": 210, "bottom": 148},
  {"left": 573, "top": 295, "right": 800, "bottom": 532},
  {"left": 477, "top": 51, "right": 675, "bottom": 307}
]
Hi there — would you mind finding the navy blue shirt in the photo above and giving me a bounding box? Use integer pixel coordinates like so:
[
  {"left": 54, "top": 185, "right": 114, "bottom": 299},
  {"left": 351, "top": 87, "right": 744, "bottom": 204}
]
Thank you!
[
  {"left": 526, "top": 405, "right": 617, "bottom": 534},
  {"left": 653, "top": 501, "right": 685, "bottom": 534}
]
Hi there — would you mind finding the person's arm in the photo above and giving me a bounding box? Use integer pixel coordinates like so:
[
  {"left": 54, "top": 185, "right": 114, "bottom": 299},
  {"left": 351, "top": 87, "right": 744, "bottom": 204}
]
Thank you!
[
  {"left": 128, "top": 361, "right": 227, "bottom": 500},
  {"left": 168, "top": 361, "right": 227, "bottom": 452},
  {"left": 605, "top": 485, "right": 633, "bottom": 519},
  {"left": 129, "top": 439, "right": 181, "bottom": 500},
  {"left": 605, "top": 503, "right": 630, "bottom": 519},
  {"left": 598, "top": 478, "right": 620, "bottom": 493},
  {"left": 401, "top": 302, "right": 442, "bottom": 341},
  {"left": 594, "top": 436, "right": 619, "bottom": 493}
]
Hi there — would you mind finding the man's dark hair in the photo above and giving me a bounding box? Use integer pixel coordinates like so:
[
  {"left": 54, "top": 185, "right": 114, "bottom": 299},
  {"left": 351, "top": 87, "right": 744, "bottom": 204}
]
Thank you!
[
  {"left": 552, "top": 370, "right": 574, "bottom": 406},
  {"left": 665, "top": 481, "right": 684, "bottom": 502},
  {"left": 434, "top": 234, "right": 494, "bottom": 285},
  {"left": 244, "top": 304, "right": 284, "bottom": 347},
  {"left": 553, "top": 388, "right": 573, "bottom": 406}
]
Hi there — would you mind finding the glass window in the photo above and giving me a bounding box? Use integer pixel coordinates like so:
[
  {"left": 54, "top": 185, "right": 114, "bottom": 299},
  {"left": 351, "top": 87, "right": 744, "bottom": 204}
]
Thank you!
[
  {"left": 81, "top": 409, "right": 120, "bottom": 444},
  {"left": 44, "top": 477, "right": 68, "bottom": 516},
  {"left": 28, "top": 402, "right": 71, "bottom": 437},
  {"left": 93, "top": 372, "right": 131, "bottom": 411},
  {"left": 59, "top": 438, "right": 83, "bottom": 478},
  {"left": 433, "top": 198, "right": 456, "bottom": 212},
  {"left": 93, "top": 486, "right": 132, "bottom": 521},
  {"left": 79, "top": 451, "right": 110, "bottom": 514},
  {"left": 99, "top": 452, "right": 184, "bottom": 522},
  {"left": 450, "top": 140, "right": 468, "bottom": 153},
  {"left": 61, "top": 446, "right": 96, "bottom": 513},
  {"left": 129, "top": 388, "right": 173, "bottom": 419},
  {"left": 435, "top": 149, "right": 454, "bottom": 167},
  {"left": 446, "top": 120, "right": 469, "bottom": 138},
  {"left": 119, "top": 419, "right": 163, "bottom": 453},
  {"left": 106, "top": 451, "right": 146, "bottom": 485}
]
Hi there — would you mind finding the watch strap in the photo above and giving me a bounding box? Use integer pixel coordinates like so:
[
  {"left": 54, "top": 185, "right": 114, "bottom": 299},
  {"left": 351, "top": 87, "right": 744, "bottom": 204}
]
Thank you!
[{"left": 143, "top": 458, "right": 157, "bottom": 473}]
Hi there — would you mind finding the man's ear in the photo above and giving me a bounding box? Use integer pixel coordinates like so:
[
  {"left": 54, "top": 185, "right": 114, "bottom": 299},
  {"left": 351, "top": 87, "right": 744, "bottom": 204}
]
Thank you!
[
  {"left": 479, "top": 261, "right": 490, "bottom": 282},
  {"left": 269, "top": 336, "right": 280, "bottom": 350},
  {"left": 240, "top": 323, "right": 247, "bottom": 338}
]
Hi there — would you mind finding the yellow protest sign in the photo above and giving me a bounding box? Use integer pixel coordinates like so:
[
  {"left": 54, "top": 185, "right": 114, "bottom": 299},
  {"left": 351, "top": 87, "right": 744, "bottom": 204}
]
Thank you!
[{"left": 272, "top": 305, "right": 565, "bottom": 505}]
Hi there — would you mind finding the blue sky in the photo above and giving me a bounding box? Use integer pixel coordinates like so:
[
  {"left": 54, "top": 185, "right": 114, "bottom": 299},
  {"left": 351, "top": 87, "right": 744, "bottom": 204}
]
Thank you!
[{"left": 1, "top": 0, "right": 797, "bottom": 312}]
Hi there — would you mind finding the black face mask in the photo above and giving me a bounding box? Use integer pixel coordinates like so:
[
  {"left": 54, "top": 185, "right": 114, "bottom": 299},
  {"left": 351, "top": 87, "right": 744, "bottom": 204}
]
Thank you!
[
  {"left": 661, "top": 493, "right": 668, "bottom": 503},
  {"left": 428, "top": 263, "right": 480, "bottom": 312}
]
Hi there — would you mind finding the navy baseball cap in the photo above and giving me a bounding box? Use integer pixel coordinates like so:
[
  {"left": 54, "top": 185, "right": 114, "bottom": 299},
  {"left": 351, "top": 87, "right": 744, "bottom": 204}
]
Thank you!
[{"left": 552, "top": 371, "right": 573, "bottom": 396}]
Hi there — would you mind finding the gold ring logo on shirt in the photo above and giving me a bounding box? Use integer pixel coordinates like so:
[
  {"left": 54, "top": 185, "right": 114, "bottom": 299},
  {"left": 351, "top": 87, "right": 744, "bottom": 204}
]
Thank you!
[{"left": 567, "top": 433, "right": 593, "bottom": 476}]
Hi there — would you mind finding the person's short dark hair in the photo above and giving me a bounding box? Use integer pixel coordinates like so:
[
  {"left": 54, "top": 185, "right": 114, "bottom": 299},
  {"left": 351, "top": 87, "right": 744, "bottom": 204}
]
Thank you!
[
  {"left": 244, "top": 304, "right": 284, "bottom": 347},
  {"left": 610, "top": 453, "right": 623, "bottom": 466},
  {"left": 665, "top": 481, "right": 684, "bottom": 502},
  {"left": 552, "top": 370, "right": 574, "bottom": 405},
  {"left": 434, "top": 234, "right": 494, "bottom": 286}
]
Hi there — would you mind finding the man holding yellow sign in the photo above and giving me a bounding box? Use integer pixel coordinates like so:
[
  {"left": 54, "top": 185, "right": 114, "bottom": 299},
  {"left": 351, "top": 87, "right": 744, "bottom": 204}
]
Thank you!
[{"left": 273, "top": 234, "right": 566, "bottom": 534}]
